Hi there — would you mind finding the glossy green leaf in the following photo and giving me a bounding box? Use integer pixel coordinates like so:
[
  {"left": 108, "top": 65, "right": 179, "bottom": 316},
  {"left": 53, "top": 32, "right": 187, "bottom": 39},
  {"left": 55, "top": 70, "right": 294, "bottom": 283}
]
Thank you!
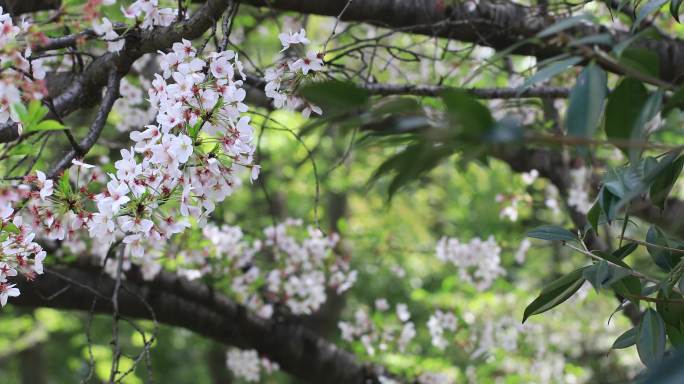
[
  {"left": 523, "top": 267, "right": 587, "bottom": 322},
  {"left": 646, "top": 226, "right": 681, "bottom": 271},
  {"left": 635, "top": 0, "right": 669, "bottom": 28},
  {"left": 592, "top": 251, "right": 632, "bottom": 269},
  {"left": 619, "top": 48, "right": 660, "bottom": 78},
  {"left": 526, "top": 225, "right": 578, "bottom": 242},
  {"left": 583, "top": 261, "right": 632, "bottom": 291},
  {"left": 587, "top": 199, "right": 602, "bottom": 233},
  {"left": 637, "top": 308, "right": 667, "bottom": 367},
  {"left": 565, "top": 64, "right": 607, "bottom": 143},
  {"left": 612, "top": 327, "right": 638, "bottom": 349},
  {"left": 520, "top": 56, "right": 582, "bottom": 92},
  {"left": 613, "top": 242, "right": 639, "bottom": 259},
  {"left": 604, "top": 78, "right": 649, "bottom": 153},
  {"left": 536, "top": 15, "right": 595, "bottom": 38},
  {"left": 672, "top": 0, "right": 684, "bottom": 21},
  {"left": 612, "top": 275, "right": 642, "bottom": 302},
  {"left": 650, "top": 156, "right": 684, "bottom": 210},
  {"left": 657, "top": 291, "right": 684, "bottom": 347}
]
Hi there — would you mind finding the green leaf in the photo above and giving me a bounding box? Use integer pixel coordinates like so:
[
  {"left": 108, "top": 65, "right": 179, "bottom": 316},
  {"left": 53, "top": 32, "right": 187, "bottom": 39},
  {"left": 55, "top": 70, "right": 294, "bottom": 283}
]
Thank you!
[
  {"left": 583, "top": 261, "right": 632, "bottom": 291},
  {"left": 657, "top": 291, "right": 684, "bottom": 347},
  {"left": 523, "top": 267, "right": 587, "bottom": 322},
  {"left": 604, "top": 78, "right": 649, "bottom": 153},
  {"left": 30, "top": 120, "right": 65, "bottom": 132},
  {"left": 526, "top": 225, "right": 578, "bottom": 242},
  {"left": 565, "top": 64, "right": 607, "bottom": 145},
  {"left": 646, "top": 226, "right": 681, "bottom": 271},
  {"left": 635, "top": 0, "right": 669, "bottom": 28},
  {"left": 369, "top": 140, "right": 454, "bottom": 200},
  {"left": 619, "top": 48, "right": 661, "bottom": 78},
  {"left": 58, "top": 170, "right": 71, "bottom": 195},
  {"left": 613, "top": 242, "right": 639, "bottom": 259},
  {"left": 536, "top": 15, "right": 596, "bottom": 38},
  {"left": 587, "top": 200, "right": 602, "bottom": 233},
  {"left": 598, "top": 187, "right": 620, "bottom": 223},
  {"left": 568, "top": 33, "right": 614, "bottom": 47},
  {"left": 520, "top": 56, "right": 583, "bottom": 92},
  {"left": 27, "top": 100, "right": 49, "bottom": 123},
  {"left": 10, "top": 103, "right": 28, "bottom": 124},
  {"left": 612, "top": 275, "right": 642, "bottom": 302},
  {"left": 300, "top": 80, "right": 370, "bottom": 112},
  {"left": 650, "top": 156, "right": 684, "bottom": 209},
  {"left": 593, "top": 251, "right": 632, "bottom": 269},
  {"left": 672, "top": 0, "right": 684, "bottom": 21},
  {"left": 372, "top": 98, "right": 422, "bottom": 116},
  {"left": 637, "top": 308, "right": 667, "bottom": 367},
  {"left": 612, "top": 327, "right": 638, "bottom": 349},
  {"left": 441, "top": 89, "right": 493, "bottom": 137}
]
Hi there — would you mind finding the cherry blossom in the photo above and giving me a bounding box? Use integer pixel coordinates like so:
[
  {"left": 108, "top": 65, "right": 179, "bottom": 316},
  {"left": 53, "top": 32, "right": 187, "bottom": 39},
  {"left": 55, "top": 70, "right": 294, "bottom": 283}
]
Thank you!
[{"left": 92, "top": 17, "right": 124, "bottom": 52}]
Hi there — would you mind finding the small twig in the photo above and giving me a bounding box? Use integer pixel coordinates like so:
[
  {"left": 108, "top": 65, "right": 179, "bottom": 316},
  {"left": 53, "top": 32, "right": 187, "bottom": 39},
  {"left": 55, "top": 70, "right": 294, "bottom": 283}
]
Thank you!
[
  {"left": 48, "top": 70, "right": 121, "bottom": 178},
  {"left": 619, "top": 236, "right": 684, "bottom": 255},
  {"left": 566, "top": 243, "right": 666, "bottom": 288},
  {"left": 218, "top": 1, "right": 239, "bottom": 52},
  {"left": 323, "top": 0, "right": 354, "bottom": 53}
]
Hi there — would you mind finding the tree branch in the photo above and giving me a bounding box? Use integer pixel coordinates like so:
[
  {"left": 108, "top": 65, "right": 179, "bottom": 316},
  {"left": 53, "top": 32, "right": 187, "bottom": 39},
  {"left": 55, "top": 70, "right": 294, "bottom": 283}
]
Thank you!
[
  {"left": 13, "top": 263, "right": 388, "bottom": 384},
  {"left": 47, "top": 70, "right": 122, "bottom": 178}
]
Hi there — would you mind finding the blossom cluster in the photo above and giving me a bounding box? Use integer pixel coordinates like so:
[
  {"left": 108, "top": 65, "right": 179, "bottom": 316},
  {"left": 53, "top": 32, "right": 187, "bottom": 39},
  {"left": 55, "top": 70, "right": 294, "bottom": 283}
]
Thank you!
[
  {"left": 427, "top": 310, "right": 458, "bottom": 350},
  {"left": 0, "top": 8, "right": 48, "bottom": 125},
  {"left": 0, "top": 193, "right": 46, "bottom": 306},
  {"left": 122, "top": 0, "right": 177, "bottom": 30},
  {"left": 264, "top": 29, "right": 325, "bottom": 117},
  {"left": 225, "top": 348, "right": 279, "bottom": 382},
  {"left": 338, "top": 301, "right": 417, "bottom": 356},
  {"left": 435, "top": 235, "right": 504, "bottom": 291},
  {"left": 0, "top": 35, "right": 264, "bottom": 305},
  {"left": 177, "top": 219, "right": 356, "bottom": 317}
]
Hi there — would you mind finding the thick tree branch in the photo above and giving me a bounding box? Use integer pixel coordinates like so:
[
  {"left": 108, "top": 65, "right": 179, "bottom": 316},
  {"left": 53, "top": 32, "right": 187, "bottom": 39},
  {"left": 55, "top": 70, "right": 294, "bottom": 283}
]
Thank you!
[
  {"left": 0, "top": 0, "right": 233, "bottom": 144},
  {"left": 243, "top": 0, "right": 684, "bottom": 83},
  {"left": 13, "top": 263, "right": 388, "bottom": 384}
]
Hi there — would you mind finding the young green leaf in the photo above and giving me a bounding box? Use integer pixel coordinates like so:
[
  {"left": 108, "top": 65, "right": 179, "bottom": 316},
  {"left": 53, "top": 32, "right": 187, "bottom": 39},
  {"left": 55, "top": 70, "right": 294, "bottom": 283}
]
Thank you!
[{"left": 30, "top": 120, "right": 65, "bottom": 132}]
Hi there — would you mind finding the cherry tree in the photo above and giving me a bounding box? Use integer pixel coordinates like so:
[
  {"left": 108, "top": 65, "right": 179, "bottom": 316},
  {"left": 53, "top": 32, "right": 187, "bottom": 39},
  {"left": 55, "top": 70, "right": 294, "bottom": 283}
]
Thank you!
[{"left": 1, "top": 0, "right": 684, "bottom": 382}]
